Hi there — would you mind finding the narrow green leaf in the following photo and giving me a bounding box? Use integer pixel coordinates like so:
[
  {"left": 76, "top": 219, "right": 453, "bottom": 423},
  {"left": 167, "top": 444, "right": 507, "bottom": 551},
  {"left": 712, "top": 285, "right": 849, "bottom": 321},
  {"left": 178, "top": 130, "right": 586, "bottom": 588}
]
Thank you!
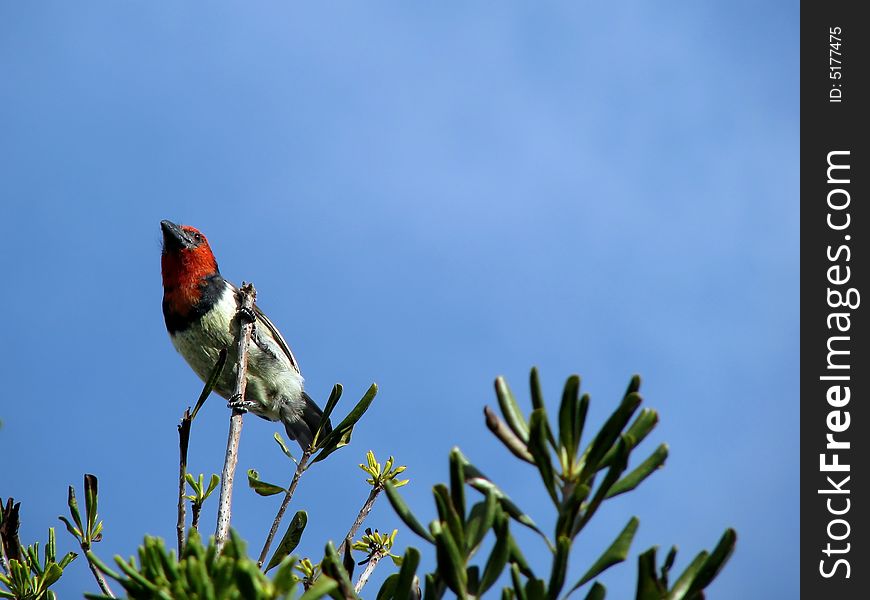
[
  {"left": 246, "top": 470, "right": 286, "bottom": 496},
  {"left": 575, "top": 517, "right": 639, "bottom": 588},
  {"left": 384, "top": 482, "right": 435, "bottom": 544},
  {"left": 433, "top": 485, "right": 465, "bottom": 553},
  {"left": 605, "top": 444, "right": 669, "bottom": 499},
  {"left": 572, "top": 394, "right": 589, "bottom": 461},
  {"left": 299, "top": 576, "right": 339, "bottom": 600},
  {"left": 578, "top": 392, "right": 641, "bottom": 481},
  {"left": 83, "top": 474, "right": 98, "bottom": 540},
  {"left": 205, "top": 474, "right": 220, "bottom": 498},
  {"left": 510, "top": 563, "right": 528, "bottom": 600},
  {"left": 484, "top": 407, "right": 535, "bottom": 463},
  {"left": 465, "top": 491, "right": 497, "bottom": 554},
  {"left": 683, "top": 528, "right": 737, "bottom": 597},
  {"left": 322, "top": 541, "right": 357, "bottom": 600},
  {"left": 583, "top": 582, "right": 606, "bottom": 600},
  {"left": 529, "top": 368, "right": 545, "bottom": 412},
  {"left": 635, "top": 547, "right": 662, "bottom": 600},
  {"left": 41, "top": 563, "right": 63, "bottom": 588},
  {"left": 479, "top": 514, "right": 510, "bottom": 594},
  {"left": 494, "top": 377, "right": 529, "bottom": 442},
  {"left": 316, "top": 383, "right": 378, "bottom": 451},
  {"left": 273, "top": 433, "right": 296, "bottom": 461},
  {"left": 314, "top": 383, "right": 343, "bottom": 446},
  {"left": 449, "top": 448, "right": 467, "bottom": 519},
  {"left": 456, "top": 450, "right": 550, "bottom": 547},
  {"left": 546, "top": 536, "right": 570, "bottom": 599},
  {"left": 66, "top": 487, "right": 84, "bottom": 534},
  {"left": 558, "top": 375, "right": 580, "bottom": 458},
  {"left": 527, "top": 410, "right": 558, "bottom": 505},
  {"left": 573, "top": 437, "right": 630, "bottom": 536},
  {"left": 431, "top": 521, "right": 467, "bottom": 597},
  {"left": 377, "top": 573, "right": 398, "bottom": 600},
  {"left": 598, "top": 408, "right": 659, "bottom": 470},
  {"left": 192, "top": 348, "right": 227, "bottom": 420},
  {"left": 266, "top": 511, "right": 308, "bottom": 572},
  {"left": 393, "top": 546, "right": 421, "bottom": 600},
  {"left": 665, "top": 551, "right": 708, "bottom": 600}
]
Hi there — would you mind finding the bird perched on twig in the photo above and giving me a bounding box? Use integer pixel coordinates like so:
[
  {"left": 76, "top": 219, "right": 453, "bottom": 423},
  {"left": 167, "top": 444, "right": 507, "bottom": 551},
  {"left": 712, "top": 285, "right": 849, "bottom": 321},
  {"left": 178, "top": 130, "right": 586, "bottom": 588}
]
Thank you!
[{"left": 160, "top": 219, "right": 329, "bottom": 449}]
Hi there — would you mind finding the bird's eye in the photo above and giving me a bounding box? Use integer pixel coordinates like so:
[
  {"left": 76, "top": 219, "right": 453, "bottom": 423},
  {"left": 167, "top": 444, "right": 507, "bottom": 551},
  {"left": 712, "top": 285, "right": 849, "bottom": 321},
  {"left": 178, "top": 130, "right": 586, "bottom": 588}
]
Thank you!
[{"left": 193, "top": 233, "right": 202, "bottom": 242}]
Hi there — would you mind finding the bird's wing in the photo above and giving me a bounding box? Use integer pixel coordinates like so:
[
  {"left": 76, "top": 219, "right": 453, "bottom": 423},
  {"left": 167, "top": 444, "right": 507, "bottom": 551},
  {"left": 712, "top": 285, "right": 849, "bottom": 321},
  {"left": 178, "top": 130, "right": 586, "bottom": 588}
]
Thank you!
[{"left": 254, "top": 304, "right": 301, "bottom": 375}]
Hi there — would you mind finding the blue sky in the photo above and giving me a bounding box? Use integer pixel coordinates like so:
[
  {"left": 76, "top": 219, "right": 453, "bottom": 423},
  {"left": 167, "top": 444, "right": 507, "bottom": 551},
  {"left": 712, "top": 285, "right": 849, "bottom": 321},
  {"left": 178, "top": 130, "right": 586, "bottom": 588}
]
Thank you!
[{"left": 0, "top": 2, "right": 797, "bottom": 598}]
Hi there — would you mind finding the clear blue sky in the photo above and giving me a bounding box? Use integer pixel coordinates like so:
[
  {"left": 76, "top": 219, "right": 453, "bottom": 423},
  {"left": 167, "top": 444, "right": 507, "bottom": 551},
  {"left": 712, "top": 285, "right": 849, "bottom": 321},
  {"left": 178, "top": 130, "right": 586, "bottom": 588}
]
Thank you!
[{"left": 0, "top": 2, "right": 797, "bottom": 598}]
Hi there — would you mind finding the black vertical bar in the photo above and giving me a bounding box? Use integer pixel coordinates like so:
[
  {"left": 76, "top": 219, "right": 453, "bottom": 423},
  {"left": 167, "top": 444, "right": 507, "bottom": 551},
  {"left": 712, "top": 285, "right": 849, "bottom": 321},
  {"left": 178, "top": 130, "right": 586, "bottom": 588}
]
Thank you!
[{"left": 801, "top": 3, "right": 868, "bottom": 597}]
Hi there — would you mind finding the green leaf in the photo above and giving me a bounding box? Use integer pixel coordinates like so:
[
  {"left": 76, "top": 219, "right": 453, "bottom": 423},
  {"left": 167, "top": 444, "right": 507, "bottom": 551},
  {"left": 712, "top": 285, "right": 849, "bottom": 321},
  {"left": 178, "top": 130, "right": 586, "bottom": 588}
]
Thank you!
[
  {"left": 484, "top": 406, "right": 535, "bottom": 463},
  {"left": 546, "top": 536, "right": 570, "bottom": 599},
  {"left": 683, "top": 528, "right": 737, "bottom": 598},
  {"left": 465, "top": 491, "right": 497, "bottom": 554},
  {"left": 527, "top": 410, "right": 558, "bottom": 504},
  {"left": 448, "top": 448, "right": 467, "bottom": 519},
  {"left": 510, "top": 563, "right": 528, "bottom": 600},
  {"left": 575, "top": 517, "right": 639, "bottom": 589},
  {"left": 433, "top": 484, "right": 465, "bottom": 553},
  {"left": 313, "top": 383, "right": 378, "bottom": 463},
  {"left": 314, "top": 383, "right": 343, "bottom": 447},
  {"left": 431, "top": 521, "right": 467, "bottom": 597},
  {"left": 572, "top": 437, "right": 630, "bottom": 536},
  {"left": 605, "top": 444, "right": 668, "bottom": 499},
  {"left": 393, "top": 546, "right": 421, "bottom": 600},
  {"left": 205, "top": 474, "right": 220, "bottom": 499},
  {"left": 273, "top": 432, "right": 296, "bottom": 461},
  {"left": 583, "top": 582, "right": 606, "bottom": 600},
  {"left": 494, "top": 377, "right": 529, "bottom": 442},
  {"left": 66, "top": 486, "right": 84, "bottom": 534},
  {"left": 558, "top": 375, "right": 580, "bottom": 457},
  {"left": 598, "top": 408, "right": 659, "bottom": 470},
  {"left": 83, "top": 474, "right": 98, "bottom": 540},
  {"left": 479, "top": 514, "right": 511, "bottom": 594},
  {"left": 299, "top": 575, "right": 339, "bottom": 600},
  {"left": 246, "top": 470, "right": 286, "bottom": 497},
  {"left": 578, "top": 392, "right": 641, "bottom": 481},
  {"left": 377, "top": 573, "right": 398, "bottom": 600},
  {"left": 384, "top": 482, "right": 435, "bottom": 544},
  {"left": 635, "top": 546, "right": 667, "bottom": 600},
  {"left": 665, "top": 551, "right": 708, "bottom": 600},
  {"left": 321, "top": 541, "right": 356, "bottom": 600},
  {"left": 529, "top": 367, "right": 545, "bottom": 412},
  {"left": 456, "top": 450, "right": 551, "bottom": 547},
  {"left": 266, "top": 511, "right": 308, "bottom": 572},
  {"left": 192, "top": 348, "right": 227, "bottom": 420},
  {"left": 41, "top": 563, "right": 63, "bottom": 588}
]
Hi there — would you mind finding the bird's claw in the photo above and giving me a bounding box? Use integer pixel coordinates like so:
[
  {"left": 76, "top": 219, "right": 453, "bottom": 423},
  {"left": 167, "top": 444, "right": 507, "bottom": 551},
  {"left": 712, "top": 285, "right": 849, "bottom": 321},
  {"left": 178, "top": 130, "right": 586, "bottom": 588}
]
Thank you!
[
  {"left": 227, "top": 393, "right": 255, "bottom": 413},
  {"left": 238, "top": 306, "right": 256, "bottom": 324}
]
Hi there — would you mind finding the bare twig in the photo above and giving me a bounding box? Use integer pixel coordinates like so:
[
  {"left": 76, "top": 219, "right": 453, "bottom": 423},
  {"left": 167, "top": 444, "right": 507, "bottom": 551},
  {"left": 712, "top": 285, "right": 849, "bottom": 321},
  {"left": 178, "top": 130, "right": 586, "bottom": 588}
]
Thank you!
[
  {"left": 176, "top": 409, "right": 192, "bottom": 555},
  {"left": 336, "top": 487, "right": 381, "bottom": 558},
  {"left": 257, "top": 449, "right": 312, "bottom": 568},
  {"left": 354, "top": 551, "right": 387, "bottom": 594},
  {"left": 176, "top": 349, "right": 226, "bottom": 554},
  {"left": 215, "top": 283, "right": 257, "bottom": 551}
]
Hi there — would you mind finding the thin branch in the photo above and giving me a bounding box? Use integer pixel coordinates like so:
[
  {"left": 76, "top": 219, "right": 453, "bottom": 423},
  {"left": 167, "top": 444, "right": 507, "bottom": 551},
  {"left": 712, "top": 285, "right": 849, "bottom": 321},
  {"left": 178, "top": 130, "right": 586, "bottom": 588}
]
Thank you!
[
  {"left": 336, "top": 487, "right": 381, "bottom": 558},
  {"left": 191, "top": 503, "right": 202, "bottom": 531},
  {"left": 176, "top": 409, "right": 192, "bottom": 555},
  {"left": 257, "top": 449, "right": 312, "bottom": 568},
  {"left": 86, "top": 553, "right": 115, "bottom": 598},
  {"left": 176, "top": 349, "right": 226, "bottom": 554},
  {"left": 354, "top": 551, "right": 387, "bottom": 594},
  {"left": 215, "top": 283, "right": 257, "bottom": 551}
]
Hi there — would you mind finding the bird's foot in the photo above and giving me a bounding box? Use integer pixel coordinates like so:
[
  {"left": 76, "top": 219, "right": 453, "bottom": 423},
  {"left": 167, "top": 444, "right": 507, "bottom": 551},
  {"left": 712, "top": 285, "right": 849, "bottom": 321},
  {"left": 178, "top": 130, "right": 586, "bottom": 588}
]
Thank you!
[
  {"left": 228, "top": 393, "right": 256, "bottom": 413},
  {"left": 237, "top": 306, "right": 256, "bottom": 324}
]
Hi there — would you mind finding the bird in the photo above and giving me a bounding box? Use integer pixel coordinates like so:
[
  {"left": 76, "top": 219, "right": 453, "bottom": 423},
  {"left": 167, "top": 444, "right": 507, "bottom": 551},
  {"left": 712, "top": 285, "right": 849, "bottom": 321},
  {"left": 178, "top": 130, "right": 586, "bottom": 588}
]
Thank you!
[{"left": 160, "top": 219, "right": 329, "bottom": 449}]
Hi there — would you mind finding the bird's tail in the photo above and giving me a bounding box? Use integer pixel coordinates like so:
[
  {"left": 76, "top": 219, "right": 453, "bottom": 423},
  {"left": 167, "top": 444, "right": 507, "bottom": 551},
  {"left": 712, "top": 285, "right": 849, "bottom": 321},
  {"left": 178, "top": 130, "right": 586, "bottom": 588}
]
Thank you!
[{"left": 283, "top": 391, "right": 333, "bottom": 451}]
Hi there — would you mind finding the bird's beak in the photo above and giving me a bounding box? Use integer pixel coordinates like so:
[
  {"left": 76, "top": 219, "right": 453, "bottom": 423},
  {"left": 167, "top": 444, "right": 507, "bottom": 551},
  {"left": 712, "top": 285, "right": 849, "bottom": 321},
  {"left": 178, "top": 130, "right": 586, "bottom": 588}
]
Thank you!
[{"left": 161, "top": 220, "right": 194, "bottom": 251}]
